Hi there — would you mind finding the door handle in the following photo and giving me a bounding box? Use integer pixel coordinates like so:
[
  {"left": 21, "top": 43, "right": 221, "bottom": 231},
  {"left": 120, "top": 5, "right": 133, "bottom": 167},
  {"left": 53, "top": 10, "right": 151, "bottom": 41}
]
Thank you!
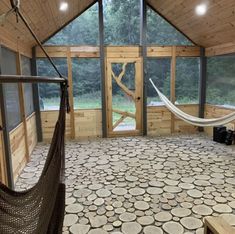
[{"left": 137, "top": 97, "right": 141, "bottom": 100}]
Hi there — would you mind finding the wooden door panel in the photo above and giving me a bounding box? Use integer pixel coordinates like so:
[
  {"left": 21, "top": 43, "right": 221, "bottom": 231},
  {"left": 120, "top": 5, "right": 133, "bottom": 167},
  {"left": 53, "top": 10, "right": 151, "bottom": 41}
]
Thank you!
[{"left": 106, "top": 58, "right": 143, "bottom": 137}]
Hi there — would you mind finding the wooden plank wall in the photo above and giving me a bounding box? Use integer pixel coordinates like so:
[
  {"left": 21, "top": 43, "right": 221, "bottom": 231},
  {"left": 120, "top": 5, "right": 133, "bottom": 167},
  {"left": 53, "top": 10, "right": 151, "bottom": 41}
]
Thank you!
[
  {"left": 148, "top": 104, "right": 199, "bottom": 136},
  {"left": 9, "top": 123, "right": 27, "bottom": 181},
  {"left": 36, "top": 46, "right": 200, "bottom": 58},
  {"left": 37, "top": 45, "right": 200, "bottom": 139},
  {"left": 0, "top": 108, "right": 7, "bottom": 184},
  {"left": 26, "top": 113, "right": 38, "bottom": 155},
  {"left": 205, "top": 104, "right": 235, "bottom": 137},
  {"left": 41, "top": 109, "right": 102, "bottom": 141},
  {"left": 9, "top": 114, "right": 37, "bottom": 181},
  {"left": 206, "top": 42, "right": 235, "bottom": 56}
]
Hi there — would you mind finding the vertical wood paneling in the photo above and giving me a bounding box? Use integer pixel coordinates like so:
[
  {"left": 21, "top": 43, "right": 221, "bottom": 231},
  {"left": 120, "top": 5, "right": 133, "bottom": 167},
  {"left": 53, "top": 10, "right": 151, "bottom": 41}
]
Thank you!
[{"left": 170, "top": 46, "right": 176, "bottom": 133}]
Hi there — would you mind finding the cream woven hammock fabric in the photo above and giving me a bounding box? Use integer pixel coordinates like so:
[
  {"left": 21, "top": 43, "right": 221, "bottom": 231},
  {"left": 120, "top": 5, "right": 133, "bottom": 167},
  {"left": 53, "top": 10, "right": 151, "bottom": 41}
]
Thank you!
[{"left": 150, "top": 79, "right": 235, "bottom": 127}]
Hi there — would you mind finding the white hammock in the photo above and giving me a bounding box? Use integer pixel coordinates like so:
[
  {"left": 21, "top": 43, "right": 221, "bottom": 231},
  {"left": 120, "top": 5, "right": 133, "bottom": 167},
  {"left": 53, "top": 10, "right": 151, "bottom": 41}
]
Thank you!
[{"left": 149, "top": 79, "right": 235, "bottom": 127}]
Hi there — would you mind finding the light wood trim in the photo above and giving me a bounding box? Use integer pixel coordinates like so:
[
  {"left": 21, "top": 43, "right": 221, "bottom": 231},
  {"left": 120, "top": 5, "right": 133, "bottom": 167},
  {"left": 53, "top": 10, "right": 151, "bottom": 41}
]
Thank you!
[
  {"left": 111, "top": 70, "right": 135, "bottom": 99},
  {"left": 0, "top": 112, "right": 8, "bottom": 185},
  {"left": 16, "top": 51, "right": 29, "bottom": 162},
  {"left": 206, "top": 42, "right": 235, "bottom": 56},
  {"left": 67, "top": 48, "right": 75, "bottom": 139},
  {"left": 36, "top": 46, "right": 200, "bottom": 58},
  {"left": 117, "top": 63, "right": 127, "bottom": 82},
  {"left": 135, "top": 59, "right": 143, "bottom": 131},
  {"left": 112, "top": 109, "right": 136, "bottom": 119},
  {"left": 106, "top": 60, "right": 113, "bottom": 134},
  {"left": 170, "top": 46, "right": 176, "bottom": 133},
  {"left": 36, "top": 46, "right": 100, "bottom": 58},
  {"left": 204, "top": 217, "right": 235, "bottom": 234},
  {"left": 108, "top": 130, "right": 141, "bottom": 138},
  {"left": 147, "top": 46, "right": 200, "bottom": 57},
  {"left": 112, "top": 115, "right": 127, "bottom": 130}
]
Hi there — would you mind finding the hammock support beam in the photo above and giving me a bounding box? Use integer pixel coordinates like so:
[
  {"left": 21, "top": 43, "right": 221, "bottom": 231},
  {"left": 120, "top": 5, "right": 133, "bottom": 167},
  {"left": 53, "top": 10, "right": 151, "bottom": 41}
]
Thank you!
[{"left": 0, "top": 75, "right": 67, "bottom": 84}]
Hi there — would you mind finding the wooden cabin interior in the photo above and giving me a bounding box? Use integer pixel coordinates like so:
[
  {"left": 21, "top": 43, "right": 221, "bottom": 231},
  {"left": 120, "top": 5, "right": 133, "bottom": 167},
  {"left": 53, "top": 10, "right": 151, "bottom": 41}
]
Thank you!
[{"left": 0, "top": 0, "right": 235, "bottom": 233}]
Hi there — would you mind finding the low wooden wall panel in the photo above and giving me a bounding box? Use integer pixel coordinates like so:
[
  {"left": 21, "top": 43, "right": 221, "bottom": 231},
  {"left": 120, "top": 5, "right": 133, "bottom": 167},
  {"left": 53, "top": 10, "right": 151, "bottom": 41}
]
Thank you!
[
  {"left": 147, "top": 106, "right": 172, "bottom": 135},
  {"left": 41, "top": 111, "right": 71, "bottom": 141},
  {"left": 147, "top": 104, "right": 199, "bottom": 136},
  {"left": 205, "top": 105, "right": 235, "bottom": 136},
  {"left": 9, "top": 123, "right": 27, "bottom": 181},
  {"left": 41, "top": 109, "right": 102, "bottom": 140},
  {"left": 26, "top": 113, "right": 38, "bottom": 156},
  {"left": 174, "top": 105, "right": 199, "bottom": 133},
  {"left": 74, "top": 109, "right": 102, "bottom": 138}
]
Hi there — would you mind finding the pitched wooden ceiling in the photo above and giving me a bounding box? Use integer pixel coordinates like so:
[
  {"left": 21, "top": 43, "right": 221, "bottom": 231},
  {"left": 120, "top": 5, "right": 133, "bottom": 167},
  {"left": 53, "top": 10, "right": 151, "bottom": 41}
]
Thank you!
[
  {"left": 0, "top": 0, "right": 96, "bottom": 53},
  {"left": 0, "top": 0, "right": 235, "bottom": 52},
  {"left": 148, "top": 0, "right": 235, "bottom": 47}
]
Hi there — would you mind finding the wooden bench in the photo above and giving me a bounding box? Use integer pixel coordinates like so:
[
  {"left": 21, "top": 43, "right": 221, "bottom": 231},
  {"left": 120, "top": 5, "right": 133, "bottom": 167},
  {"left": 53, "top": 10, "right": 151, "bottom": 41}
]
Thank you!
[{"left": 204, "top": 217, "right": 235, "bottom": 234}]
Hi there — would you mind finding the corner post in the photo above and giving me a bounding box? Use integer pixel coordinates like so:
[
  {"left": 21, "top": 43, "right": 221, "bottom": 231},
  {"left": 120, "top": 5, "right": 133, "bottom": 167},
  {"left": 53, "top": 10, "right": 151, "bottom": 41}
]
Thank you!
[
  {"left": 31, "top": 46, "right": 43, "bottom": 141},
  {"left": 140, "top": 0, "right": 147, "bottom": 136},
  {"left": 199, "top": 47, "right": 207, "bottom": 132},
  {"left": 99, "top": 0, "right": 107, "bottom": 138}
]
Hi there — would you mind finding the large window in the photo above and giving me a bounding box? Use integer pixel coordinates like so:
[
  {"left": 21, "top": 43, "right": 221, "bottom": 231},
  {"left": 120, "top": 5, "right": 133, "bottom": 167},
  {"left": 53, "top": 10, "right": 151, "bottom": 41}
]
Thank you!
[
  {"left": 147, "top": 7, "right": 193, "bottom": 46},
  {"left": 207, "top": 55, "right": 235, "bottom": 107},
  {"left": 21, "top": 56, "right": 34, "bottom": 116},
  {"left": 147, "top": 58, "right": 171, "bottom": 106},
  {"left": 45, "top": 3, "right": 99, "bottom": 45},
  {"left": 37, "top": 58, "right": 68, "bottom": 110},
  {"left": 176, "top": 57, "right": 200, "bottom": 104},
  {"left": 104, "top": 0, "right": 140, "bottom": 45},
  {"left": 1, "top": 47, "right": 21, "bottom": 130},
  {"left": 72, "top": 58, "right": 101, "bottom": 109}
]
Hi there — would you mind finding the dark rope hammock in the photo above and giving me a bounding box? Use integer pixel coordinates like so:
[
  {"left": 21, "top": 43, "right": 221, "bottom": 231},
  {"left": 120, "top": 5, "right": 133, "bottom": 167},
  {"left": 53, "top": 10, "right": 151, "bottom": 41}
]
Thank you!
[
  {"left": 0, "top": 85, "right": 67, "bottom": 233},
  {"left": 0, "top": 1, "right": 69, "bottom": 233}
]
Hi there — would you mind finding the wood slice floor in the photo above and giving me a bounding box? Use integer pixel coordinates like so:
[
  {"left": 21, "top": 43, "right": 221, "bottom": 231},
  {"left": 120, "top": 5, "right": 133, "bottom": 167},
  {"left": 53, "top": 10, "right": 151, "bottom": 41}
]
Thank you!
[{"left": 15, "top": 134, "right": 235, "bottom": 234}]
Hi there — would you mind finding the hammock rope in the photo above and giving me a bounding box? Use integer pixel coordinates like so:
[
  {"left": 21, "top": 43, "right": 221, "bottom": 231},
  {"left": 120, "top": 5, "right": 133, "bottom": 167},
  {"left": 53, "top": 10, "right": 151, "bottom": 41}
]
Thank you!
[{"left": 149, "top": 79, "right": 235, "bottom": 127}]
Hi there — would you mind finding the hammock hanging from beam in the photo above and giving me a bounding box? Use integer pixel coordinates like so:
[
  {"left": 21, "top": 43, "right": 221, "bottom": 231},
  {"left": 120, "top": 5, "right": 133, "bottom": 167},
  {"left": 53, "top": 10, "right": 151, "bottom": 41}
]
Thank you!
[{"left": 150, "top": 79, "right": 235, "bottom": 127}]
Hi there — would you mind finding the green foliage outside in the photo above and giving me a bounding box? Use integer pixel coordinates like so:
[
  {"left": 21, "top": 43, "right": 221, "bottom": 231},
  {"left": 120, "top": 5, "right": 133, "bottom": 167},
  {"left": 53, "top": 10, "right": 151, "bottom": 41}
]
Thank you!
[
  {"left": 147, "top": 8, "right": 193, "bottom": 45},
  {"left": 207, "top": 56, "right": 235, "bottom": 107},
  {"left": 38, "top": 0, "right": 235, "bottom": 111}
]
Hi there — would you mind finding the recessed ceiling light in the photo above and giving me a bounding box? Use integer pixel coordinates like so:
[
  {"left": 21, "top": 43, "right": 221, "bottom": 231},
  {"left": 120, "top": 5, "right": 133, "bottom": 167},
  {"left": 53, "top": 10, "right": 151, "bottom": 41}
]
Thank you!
[
  {"left": 195, "top": 4, "right": 207, "bottom": 16},
  {"left": 60, "top": 2, "right": 68, "bottom": 11}
]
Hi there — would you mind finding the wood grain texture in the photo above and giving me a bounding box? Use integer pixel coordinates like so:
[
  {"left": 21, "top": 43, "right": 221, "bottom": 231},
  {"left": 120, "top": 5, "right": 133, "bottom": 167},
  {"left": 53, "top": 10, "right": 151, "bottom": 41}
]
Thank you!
[
  {"left": 148, "top": 0, "right": 235, "bottom": 48},
  {"left": 26, "top": 113, "right": 37, "bottom": 156},
  {"left": 8, "top": 113, "right": 37, "bottom": 181},
  {"left": 0, "top": 0, "right": 96, "bottom": 55},
  {"left": 206, "top": 41, "right": 235, "bottom": 56},
  {"left": 204, "top": 216, "right": 235, "bottom": 234},
  {"left": 205, "top": 104, "right": 235, "bottom": 136},
  {"left": 9, "top": 123, "right": 27, "bottom": 181},
  {"left": 0, "top": 108, "right": 7, "bottom": 185},
  {"left": 41, "top": 109, "right": 102, "bottom": 140},
  {"left": 147, "top": 104, "right": 199, "bottom": 136}
]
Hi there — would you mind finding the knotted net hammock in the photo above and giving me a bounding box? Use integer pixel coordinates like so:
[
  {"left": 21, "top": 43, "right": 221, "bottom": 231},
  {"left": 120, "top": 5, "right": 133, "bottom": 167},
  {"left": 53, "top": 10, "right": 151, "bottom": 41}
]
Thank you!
[
  {"left": 0, "top": 85, "right": 67, "bottom": 234},
  {"left": 150, "top": 79, "right": 235, "bottom": 127}
]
